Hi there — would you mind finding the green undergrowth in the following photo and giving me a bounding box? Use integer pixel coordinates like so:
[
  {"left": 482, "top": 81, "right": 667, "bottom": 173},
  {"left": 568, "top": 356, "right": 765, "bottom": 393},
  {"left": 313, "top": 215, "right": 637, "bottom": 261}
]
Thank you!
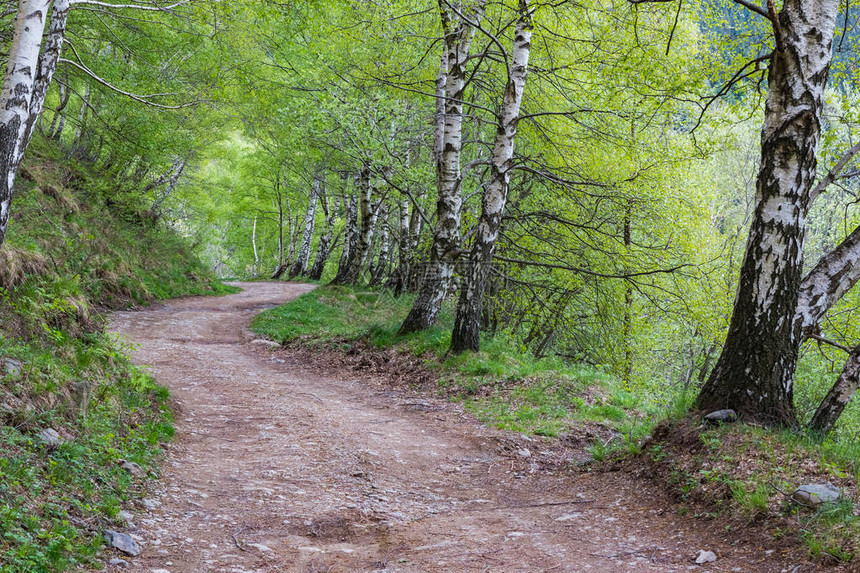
[
  {"left": 252, "top": 284, "right": 667, "bottom": 446},
  {"left": 0, "top": 136, "right": 232, "bottom": 571},
  {"left": 646, "top": 419, "right": 860, "bottom": 563},
  {"left": 254, "top": 284, "right": 860, "bottom": 563}
]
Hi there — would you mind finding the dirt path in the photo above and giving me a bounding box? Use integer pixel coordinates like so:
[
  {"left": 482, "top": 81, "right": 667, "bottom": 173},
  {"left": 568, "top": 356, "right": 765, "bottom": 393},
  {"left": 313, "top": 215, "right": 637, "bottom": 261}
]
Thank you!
[{"left": 107, "top": 282, "right": 811, "bottom": 573}]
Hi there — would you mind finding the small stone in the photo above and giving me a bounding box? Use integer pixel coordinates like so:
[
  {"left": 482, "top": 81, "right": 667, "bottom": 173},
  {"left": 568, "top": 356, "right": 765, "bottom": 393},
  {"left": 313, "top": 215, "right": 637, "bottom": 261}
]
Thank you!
[
  {"left": 3, "top": 358, "right": 22, "bottom": 378},
  {"left": 108, "top": 558, "right": 129, "bottom": 567},
  {"left": 517, "top": 448, "right": 531, "bottom": 457},
  {"left": 703, "top": 409, "right": 737, "bottom": 424},
  {"left": 140, "top": 498, "right": 160, "bottom": 511},
  {"left": 251, "top": 339, "right": 281, "bottom": 348},
  {"left": 121, "top": 461, "right": 145, "bottom": 477},
  {"left": 117, "top": 510, "right": 134, "bottom": 523},
  {"left": 151, "top": 570, "right": 171, "bottom": 573},
  {"left": 695, "top": 550, "right": 717, "bottom": 564},
  {"left": 70, "top": 380, "right": 91, "bottom": 416},
  {"left": 104, "top": 529, "right": 141, "bottom": 556},
  {"left": 791, "top": 483, "right": 841, "bottom": 506},
  {"left": 39, "top": 428, "right": 62, "bottom": 447},
  {"left": 249, "top": 543, "right": 272, "bottom": 552}
]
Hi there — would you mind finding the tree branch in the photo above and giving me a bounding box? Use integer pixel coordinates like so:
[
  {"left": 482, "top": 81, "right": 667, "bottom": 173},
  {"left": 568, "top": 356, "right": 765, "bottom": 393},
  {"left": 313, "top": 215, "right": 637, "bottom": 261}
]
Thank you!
[
  {"left": 729, "top": 0, "right": 770, "bottom": 19},
  {"left": 70, "top": 0, "right": 190, "bottom": 11},
  {"left": 58, "top": 58, "right": 197, "bottom": 110},
  {"left": 810, "top": 140, "right": 860, "bottom": 202},
  {"left": 493, "top": 255, "right": 690, "bottom": 279}
]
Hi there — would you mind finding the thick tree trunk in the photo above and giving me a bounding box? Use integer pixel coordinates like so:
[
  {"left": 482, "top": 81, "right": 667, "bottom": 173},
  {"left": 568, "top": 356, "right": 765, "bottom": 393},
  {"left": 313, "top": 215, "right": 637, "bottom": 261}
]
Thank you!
[
  {"left": 22, "top": 0, "right": 69, "bottom": 153},
  {"left": 289, "top": 173, "right": 322, "bottom": 277},
  {"left": 309, "top": 191, "right": 335, "bottom": 281},
  {"left": 400, "top": 2, "right": 482, "bottom": 334},
  {"left": 697, "top": 0, "right": 838, "bottom": 425},
  {"left": 808, "top": 344, "right": 860, "bottom": 434},
  {"left": 451, "top": 0, "right": 532, "bottom": 353},
  {"left": 0, "top": 0, "right": 62, "bottom": 249}
]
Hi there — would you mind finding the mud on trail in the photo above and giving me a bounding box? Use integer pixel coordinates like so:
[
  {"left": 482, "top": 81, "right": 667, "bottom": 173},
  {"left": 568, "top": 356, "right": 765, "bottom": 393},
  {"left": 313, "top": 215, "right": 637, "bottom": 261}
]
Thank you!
[{"left": 107, "top": 282, "right": 816, "bottom": 573}]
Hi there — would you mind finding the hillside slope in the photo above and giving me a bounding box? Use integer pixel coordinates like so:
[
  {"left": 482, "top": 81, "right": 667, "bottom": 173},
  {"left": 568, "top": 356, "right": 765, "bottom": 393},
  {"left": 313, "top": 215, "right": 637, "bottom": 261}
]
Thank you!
[{"left": 0, "top": 136, "right": 232, "bottom": 572}]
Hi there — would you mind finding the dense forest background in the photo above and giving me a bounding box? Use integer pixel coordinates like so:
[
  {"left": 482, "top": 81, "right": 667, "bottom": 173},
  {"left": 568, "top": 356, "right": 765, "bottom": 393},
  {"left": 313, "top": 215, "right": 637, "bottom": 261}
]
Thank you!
[{"left": 3, "top": 0, "right": 860, "bottom": 432}]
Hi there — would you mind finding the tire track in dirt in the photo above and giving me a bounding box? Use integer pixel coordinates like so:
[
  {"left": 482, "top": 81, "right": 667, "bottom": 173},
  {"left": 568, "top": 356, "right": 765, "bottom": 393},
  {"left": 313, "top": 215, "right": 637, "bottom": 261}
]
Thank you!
[{"left": 106, "top": 282, "right": 813, "bottom": 573}]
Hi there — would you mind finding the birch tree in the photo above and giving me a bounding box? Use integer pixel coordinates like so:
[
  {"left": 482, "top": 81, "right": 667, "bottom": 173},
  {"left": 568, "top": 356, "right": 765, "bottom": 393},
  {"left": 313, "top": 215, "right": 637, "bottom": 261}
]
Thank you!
[
  {"left": 308, "top": 189, "right": 336, "bottom": 281},
  {"left": 289, "top": 171, "right": 322, "bottom": 277},
  {"left": 0, "top": 0, "right": 68, "bottom": 249},
  {"left": 696, "top": 0, "right": 860, "bottom": 427},
  {"left": 451, "top": 0, "right": 533, "bottom": 353},
  {"left": 399, "top": 0, "right": 483, "bottom": 334}
]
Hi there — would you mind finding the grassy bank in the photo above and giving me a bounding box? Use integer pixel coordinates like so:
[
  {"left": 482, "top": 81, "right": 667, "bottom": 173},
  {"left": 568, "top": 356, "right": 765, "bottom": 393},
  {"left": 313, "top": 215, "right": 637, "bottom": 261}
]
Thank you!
[
  {"left": 253, "top": 283, "right": 860, "bottom": 564},
  {"left": 0, "top": 137, "right": 233, "bottom": 571},
  {"left": 252, "top": 284, "right": 660, "bottom": 450}
]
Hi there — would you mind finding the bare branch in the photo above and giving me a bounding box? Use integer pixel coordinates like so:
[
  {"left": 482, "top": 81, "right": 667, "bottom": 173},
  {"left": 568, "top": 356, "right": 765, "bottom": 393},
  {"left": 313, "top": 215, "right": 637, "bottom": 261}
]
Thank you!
[
  {"left": 59, "top": 58, "right": 196, "bottom": 110},
  {"left": 493, "top": 255, "right": 691, "bottom": 279},
  {"left": 70, "top": 0, "right": 190, "bottom": 11},
  {"left": 810, "top": 140, "right": 860, "bottom": 202},
  {"left": 729, "top": 0, "right": 770, "bottom": 19}
]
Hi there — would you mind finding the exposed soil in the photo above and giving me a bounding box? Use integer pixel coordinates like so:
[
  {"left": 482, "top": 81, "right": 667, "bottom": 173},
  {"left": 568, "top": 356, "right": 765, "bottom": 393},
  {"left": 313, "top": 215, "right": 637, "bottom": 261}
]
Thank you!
[{"left": 106, "top": 282, "right": 827, "bottom": 573}]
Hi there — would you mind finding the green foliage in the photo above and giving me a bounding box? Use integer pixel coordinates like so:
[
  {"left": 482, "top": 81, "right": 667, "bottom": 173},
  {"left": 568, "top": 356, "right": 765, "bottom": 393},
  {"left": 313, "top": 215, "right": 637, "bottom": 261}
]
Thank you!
[{"left": 0, "top": 136, "right": 228, "bottom": 570}]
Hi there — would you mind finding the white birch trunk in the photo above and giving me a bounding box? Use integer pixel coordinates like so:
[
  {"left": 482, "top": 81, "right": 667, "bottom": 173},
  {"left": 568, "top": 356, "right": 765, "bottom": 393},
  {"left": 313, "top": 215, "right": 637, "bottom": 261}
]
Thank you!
[
  {"left": 698, "top": 0, "right": 839, "bottom": 425},
  {"left": 369, "top": 202, "right": 390, "bottom": 286},
  {"left": 290, "top": 173, "right": 322, "bottom": 277},
  {"left": 48, "top": 78, "right": 70, "bottom": 139},
  {"left": 334, "top": 186, "right": 359, "bottom": 283},
  {"left": 309, "top": 191, "right": 335, "bottom": 281},
  {"left": 809, "top": 344, "right": 860, "bottom": 434},
  {"left": 451, "top": 0, "right": 533, "bottom": 353},
  {"left": 251, "top": 215, "right": 259, "bottom": 278},
  {"left": 400, "top": 0, "right": 484, "bottom": 333},
  {"left": 0, "top": 0, "right": 52, "bottom": 248},
  {"left": 337, "top": 166, "right": 378, "bottom": 285}
]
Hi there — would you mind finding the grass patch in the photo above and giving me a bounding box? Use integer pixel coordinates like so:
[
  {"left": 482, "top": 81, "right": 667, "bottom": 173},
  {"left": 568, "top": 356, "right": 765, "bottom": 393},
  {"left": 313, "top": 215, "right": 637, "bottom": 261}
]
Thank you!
[
  {"left": 252, "top": 284, "right": 662, "bottom": 449},
  {"left": 647, "top": 419, "right": 860, "bottom": 563}
]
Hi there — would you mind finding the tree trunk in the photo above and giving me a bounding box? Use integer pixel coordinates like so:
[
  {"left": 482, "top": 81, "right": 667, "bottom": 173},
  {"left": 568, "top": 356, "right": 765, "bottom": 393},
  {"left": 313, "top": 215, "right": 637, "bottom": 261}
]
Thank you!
[
  {"left": 47, "top": 78, "right": 70, "bottom": 139},
  {"left": 0, "top": 0, "right": 64, "bottom": 249},
  {"left": 808, "top": 344, "right": 860, "bottom": 434},
  {"left": 71, "top": 84, "right": 90, "bottom": 151},
  {"left": 290, "top": 172, "right": 322, "bottom": 277},
  {"left": 148, "top": 157, "right": 187, "bottom": 217},
  {"left": 22, "top": 0, "right": 69, "bottom": 153},
  {"left": 407, "top": 191, "right": 424, "bottom": 291},
  {"left": 332, "top": 166, "right": 377, "bottom": 285},
  {"left": 451, "top": 0, "right": 532, "bottom": 353},
  {"left": 251, "top": 215, "right": 259, "bottom": 278},
  {"left": 333, "top": 185, "right": 358, "bottom": 283},
  {"left": 369, "top": 203, "right": 390, "bottom": 286},
  {"left": 309, "top": 191, "right": 335, "bottom": 281},
  {"left": 697, "top": 0, "right": 838, "bottom": 425},
  {"left": 390, "top": 196, "right": 411, "bottom": 296},
  {"left": 400, "top": 1, "right": 483, "bottom": 334}
]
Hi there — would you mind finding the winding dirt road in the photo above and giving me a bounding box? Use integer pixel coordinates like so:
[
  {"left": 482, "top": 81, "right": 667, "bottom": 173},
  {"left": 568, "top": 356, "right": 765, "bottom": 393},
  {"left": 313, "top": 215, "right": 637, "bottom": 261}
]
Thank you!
[{"left": 107, "top": 282, "right": 812, "bottom": 573}]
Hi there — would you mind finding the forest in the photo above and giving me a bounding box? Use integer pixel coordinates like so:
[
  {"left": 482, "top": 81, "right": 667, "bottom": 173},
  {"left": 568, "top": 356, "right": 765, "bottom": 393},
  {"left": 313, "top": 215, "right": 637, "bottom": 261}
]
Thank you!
[{"left": 4, "top": 0, "right": 860, "bottom": 567}]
